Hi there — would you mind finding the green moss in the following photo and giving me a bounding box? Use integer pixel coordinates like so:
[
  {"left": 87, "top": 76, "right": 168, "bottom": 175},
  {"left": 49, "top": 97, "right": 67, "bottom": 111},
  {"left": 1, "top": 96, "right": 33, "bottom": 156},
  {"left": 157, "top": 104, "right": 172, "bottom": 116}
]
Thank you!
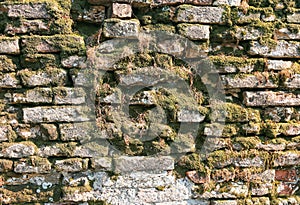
[
  {"left": 176, "top": 153, "right": 206, "bottom": 176},
  {"left": 56, "top": 142, "right": 77, "bottom": 156},
  {"left": 263, "top": 120, "right": 280, "bottom": 138},
  {"left": 234, "top": 136, "right": 261, "bottom": 149}
]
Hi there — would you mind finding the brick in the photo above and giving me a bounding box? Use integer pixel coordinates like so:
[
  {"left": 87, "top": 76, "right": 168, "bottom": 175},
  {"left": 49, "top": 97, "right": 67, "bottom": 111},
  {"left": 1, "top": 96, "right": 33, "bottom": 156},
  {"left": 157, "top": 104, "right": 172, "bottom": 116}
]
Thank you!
[
  {"left": 53, "top": 87, "right": 86, "bottom": 105},
  {"left": 0, "top": 37, "right": 20, "bottom": 54},
  {"left": 23, "top": 106, "right": 91, "bottom": 123},
  {"left": 275, "top": 170, "right": 298, "bottom": 182},
  {"left": 77, "top": 5, "right": 105, "bottom": 23},
  {"left": 221, "top": 74, "right": 277, "bottom": 89},
  {"left": 0, "top": 142, "right": 37, "bottom": 158},
  {"left": 175, "top": 5, "right": 225, "bottom": 24},
  {"left": 55, "top": 158, "right": 88, "bottom": 172},
  {"left": 18, "top": 68, "right": 67, "bottom": 87},
  {"left": 0, "top": 159, "right": 13, "bottom": 172},
  {"left": 12, "top": 88, "right": 53, "bottom": 104},
  {"left": 177, "top": 24, "right": 210, "bottom": 40},
  {"left": 274, "top": 151, "right": 300, "bottom": 166},
  {"left": 111, "top": 3, "right": 132, "bottom": 18},
  {"left": 5, "top": 19, "right": 50, "bottom": 35},
  {"left": 249, "top": 41, "right": 300, "bottom": 58},
  {"left": 103, "top": 18, "right": 140, "bottom": 38},
  {"left": 287, "top": 13, "right": 300, "bottom": 23},
  {"left": 0, "top": 56, "right": 17, "bottom": 72},
  {"left": 7, "top": 3, "right": 51, "bottom": 19},
  {"left": 113, "top": 156, "right": 174, "bottom": 173},
  {"left": 267, "top": 60, "right": 293, "bottom": 71},
  {"left": 244, "top": 91, "right": 300, "bottom": 106},
  {"left": 213, "top": 0, "right": 241, "bottom": 6},
  {"left": 14, "top": 157, "right": 51, "bottom": 174},
  {"left": 0, "top": 73, "right": 19, "bottom": 88}
]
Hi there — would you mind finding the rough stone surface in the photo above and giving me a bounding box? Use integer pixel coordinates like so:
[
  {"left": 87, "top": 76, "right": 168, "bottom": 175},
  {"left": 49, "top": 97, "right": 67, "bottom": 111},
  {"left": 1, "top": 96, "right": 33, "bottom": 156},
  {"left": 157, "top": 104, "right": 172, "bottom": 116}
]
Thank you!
[
  {"left": 177, "top": 109, "right": 205, "bottom": 122},
  {"left": 5, "top": 19, "right": 50, "bottom": 35},
  {"left": 177, "top": 24, "right": 210, "bottom": 40},
  {"left": 14, "top": 157, "right": 51, "bottom": 173},
  {"left": 213, "top": 0, "right": 241, "bottom": 6},
  {"left": 103, "top": 19, "right": 140, "bottom": 38},
  {"left": 0, "top": 142, "right": 37, "bottom": 158},
  {"left": 7, "top": 3, "right": 51, "bottom": 19},
  {"left": 53, "top": 87, "right": 86, "bottom": 104},
  {"left": 0, "top": 37, "right": 20, "bottom": 54},
  {"left": 287, "top": 13, "right": 300, "bottom": 23},
  {"left": 267, "top": 60, "right": 293, "bottom": 70},
  {"left": 221, "top": 74, "right": 277, "bottom": 88},
  {"left": 55, "top": 158, "right": 89, "bottom": 172},
  {"left": 175, "top": 6, "right": 225, "bottom": 24},
  {"left": 111, "top": 3, "right": 132, "bottom": 18}
]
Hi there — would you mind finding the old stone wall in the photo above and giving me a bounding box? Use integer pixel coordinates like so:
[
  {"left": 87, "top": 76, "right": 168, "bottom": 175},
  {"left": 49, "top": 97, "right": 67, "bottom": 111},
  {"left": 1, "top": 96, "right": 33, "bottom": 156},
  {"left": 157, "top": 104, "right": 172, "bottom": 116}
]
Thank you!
[{"left": 0, "top": 0, "right": 299, "bottom": 204}]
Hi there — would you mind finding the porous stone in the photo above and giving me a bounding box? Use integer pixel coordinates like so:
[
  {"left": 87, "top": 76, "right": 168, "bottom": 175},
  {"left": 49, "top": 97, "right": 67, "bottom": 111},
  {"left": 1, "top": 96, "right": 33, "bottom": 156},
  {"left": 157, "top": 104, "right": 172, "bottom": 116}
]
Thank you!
[
  {"left": 251, "top": 183, "right": 273, "bottom": 196},
  {"left": 53, "top": 87, "right": 86, "bottom": 105},
  {"left": 55, "top": 158, "right": 89, "bottom": 172},
  {"left": 0, "top": 142, "right": 37, "bottom": 158},
  {"left": 244, "top": 91, "right": 300, "bottom": 106},
  {"left": 275, "top": 28, "right": 300, "bottom": 40},
  {"left": 0, "top": 73, "right": 19, "bottom": 88},
  {"left": 211, "top": 200, "right": 238, "bottom": 205},
  {"left": 12, "top": 88, "right": 53, "bottom": 104},
  {"left": 177, "top": 24, "right": 210, "bottom": 40},
  {"left": 59, "top": 122, "right": 98, "bottom": 141},
  {"left": 221, "top": 74, "right": 277, "bottom": 88},
  {"left": 23, "top": 106, "right": 91, "bottom": 123},
  {"left": 18, "top": 68, "right": 67, "bottom": 87},
  {"left": 7, "top": 3, "right": 51, "bottom": 19},
  {"left": 284, "top": 74, "right": 300, "bottom": 88},
  {"left": 14, "top": 157, "right": 51, "bottom": 173},
  {"left": 235, "top": 27, "right": 263, "bottom": 40},
  {"left": 111, "top": 3, "right": 132, "bottom": 18},
  {"left": 90, "top": 157, "right": 112, "bottom": 170},
  {"left": 185, "top": 0, "right": 212, "bottom": 5},
  {"left": 103, "top": 18, "right": 140, "bottom": 38},
  {"left": 249, "top": 41, "right": 300, "bottom": 58},
  {"left": 175, "top": 5, "right": 225, "bottom": 24},
  {"left": 113, "top": 156, "right": 174, "bottom": 173},
  {"left": 21, "top": 54, "right": 60, "bottom": 69},
  {"left": 213, "top": 0, "right": 241, "bottom": 6}
]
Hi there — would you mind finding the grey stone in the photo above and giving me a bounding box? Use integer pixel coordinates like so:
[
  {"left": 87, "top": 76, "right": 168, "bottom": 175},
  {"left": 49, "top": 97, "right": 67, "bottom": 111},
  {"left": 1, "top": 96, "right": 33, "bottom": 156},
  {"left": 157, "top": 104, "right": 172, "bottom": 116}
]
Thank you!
[
  {"left": 177, "top": 24, "right": 210, "bottom": 40},
  {"left": 185, "top": 0, "right": 212, "bottom": 5},
  {"left": 244, "top": 91, "right": 300, "bottom": 106},
  {"left": 18, "top": 68, "right": 67, "bottom": 87},
  {"left": 236, "top": 12, "right": 260, "bottom": 24},
  {"left": 267, "top": 60, "right": 293, "bottom": 70},
  {"left": 53, "top": 87, "right": 86, "bottom": 105},
  {"left": 211, "top": 200, "right": 238, "bottom": 205},
  {"left": 111, "top": 3, "right": 132, "bottom": 18},
  {"left": 5, "top": 19, "right": 50, "bottom": 35},
  {"left": 0, "top": 125, "right": 15, "bottom": 142},
  {"left": 59, "top": 122, "right": 98, "bottom": 141},
  {"left": 77, "top": 5, "right": 105, "bottom": 23},
  {"left": 213, "top": 0, "right": 241, "bottom": 6},
  {"left": 14, "top": 157, "right": 51, "bottom": 174},
  {"left": 275, "top": 28, "right": 300, "bottom": 40},
  {"left": 177, "top": 109, "right": 205, "bottom": 122},
  {"left": 284, "top": 74, "right": 300, "bottom": 88},
  {"left": 256, "top": 143, "right": 286, "bottom": 151},
  {"left": 40, "top": 123, "right": 58, "bottom": 140},
  {"left": 274, "top": 151, "right": 300, "bottom": 166},
  {"left": 175, "top": 6, "right": 225, "bottom": 24},
  {"left": 61, "top": 55, "right": 86, "bottom": 68},
  {"left": 23, "top": 106, "right": 91, "bottom": 123},
  {"left": 12, "top": 88, "right": 53, "bottom": 104},
  {"left": 249, "top": 41, "right": 300, "bottom": 58},
  {"left": 235, "top": 27, "right": 263, "bottom": 40},
  {"left": 221, "top": 74, "right": 277, "bottom": 88},
  {"left": 0, "top": 73, "right": 19, "bottom": 88},
  {"left": 251, "top": 183, "right": 273, "bottom": 196},
  {"left": 0, "top": 37, "right": 20, "bottom": 54},
  {"left": 91, "top": 157, "right": 113, "bottom": 170},
  {"left": 114, "top": 156, "right": 174, "bottom": 173},
  {"left": 287, "top": 13, "right": 300, "bottom": 23},
  {"left": 103, "top": 19, "right": 140, "bottom": 38},
  {"left": 234, "top": 156, "right": 264, "bottom": 168},
  {"left": 0, "top": 142, "right": 36, "bottom": 158},
  {"left": 7, "top": 3, "right": 51, "bottom": 19},
  {"left": 55, "top": 158, "right": 89, "bottom": 172}
]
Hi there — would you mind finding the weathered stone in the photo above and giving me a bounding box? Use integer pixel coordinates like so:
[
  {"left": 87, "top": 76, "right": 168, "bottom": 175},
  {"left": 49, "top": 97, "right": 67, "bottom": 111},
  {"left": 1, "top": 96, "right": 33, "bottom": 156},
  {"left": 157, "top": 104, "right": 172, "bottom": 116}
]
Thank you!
[
  {"left": 275, "top": 28, "right": 300, "bottom": 40},
  {"left": 14, "top": 157, "right": 51, "bottom": 174},
  {"left": 287, "top": 13, "right": 300, "bottom": 23},
  {"left": 21, "top": 54, "right": 60, "bottom": 69},
  {"left": 177, "top": 24, "right": 210, "bottom": 40},
  {"left": 277, "top": 182, "right": 298, "bottom": 196},
  {"left": 177, "top": 109, "right": 205, "bottom": 122},
  {"left": 0, "top": 56, "right": 17, "bottom": 72},
  {"left": 7, "top": 3, "right": 51, "bottom": 19},
  {"left": 14, "top": 124, "right": 39, "bottom": 140},
  {"left": 0, "top": 125, "right": 15, "bottom": 142},
  {"left": 185, "top": 0, "right": 212, "bottom": 5},
  {"left": 249, "top": 41, "right": 300, "bottom": 58},
  {"left": 53, "top": 87, "right": 86, "bottom": 104},
  {"left": 77, "top": 5, "right": 105, "bottom": 23},
  {"left": 0, "top": 73, "right": 19, "bottom": 88},
  {"left": 256, "top": 143, "right": 286, "bottom": 151},
  {"left": 211, "top": 200, "right": 238, "bottom": 205},
  {"left": 221, "top": 74, "right": 277, "bottom": 89},
  {"left": 175, "top": 6, "right": 225, "bottom": 24},
  {"left": 5, "top": 19, "right": 50, "bottom": 35},
  {"left": 251, "top": 169, "right": 275, "bottom": 183},
  {"left": 251, "top": 183, "right": 273, "bottom": 196},
  {"left": 262, "top": 14, "right": 276, "bottom": 22},
  {"left": 267, "top": 60, "right": 293, "bottom": 70},
  {"left": 18, "top": 68, "right": 67, "bottom": 87},
  {"left": 111, "top": 3, "right": 132, "bottom": 18},
  {"left": 213, "top": 0, "right": 241, "bottom": 6},
  {"left": 234, "top": 156, "right": 264, "bottom": 168},
  {"left": 128, "top": 90, "right": 156, "bottom": 105},
  {"left": 61, "top": 55, "right": 86, "bottom": 68},
  {"left": 59, "top": 122, "right": 98, "bottom": 141},
  {"left": 264, "top": 107, "right": 293, "bottom": 122},
  {"left": 0, "top": 159, "right": 13, "bottom": 172},
  {"left": 55, "top": 158, "right": 89, "bottom": 172},
  {"left": 113, "top": 156, "right": 174, "bottom": 173},
  {"left": 38, "top": 142, "right": 76, "bottom": 157},
  {"left": 275, "top": 170, "right": 297, "bottom": 182},
  {"left": 91, "top": 157, "right": 113, "bottom": 170},
  {"left": 103, "top": 18, "right": 140, "bottom": 38},
  {"left": 23, "top": 106, "right": 91, "bottom": 123},
  {"left": 236, "top": 12, "right": 260, "bottom": 24},
  {"left": 284, "top": 74, "right": 300, "bottom": 88},
  {"left": 40, "top": 123, "right": 58, "bottom": 140},
  {"left": 235, "top": 27, "right": 263, "bottom": 40},
  {"left": 153, "top": 0, "right": 184, "bottom": 5},
  {"left": 274, "top": 151, "right": 300, "bottom": 166},
  {"left": 0, "top": 142, "right": 36, "bottom": 158},
  {"left": 12, "top": 88, "right": 53, "bottom": 104},
  {"left": 244, "top": 91, "right": 300, "bottom": 106}
]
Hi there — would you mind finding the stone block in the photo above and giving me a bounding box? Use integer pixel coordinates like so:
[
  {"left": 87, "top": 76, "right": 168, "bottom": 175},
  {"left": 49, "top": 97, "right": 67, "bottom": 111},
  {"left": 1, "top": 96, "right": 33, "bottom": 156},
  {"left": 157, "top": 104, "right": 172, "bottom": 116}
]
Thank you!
[
  {"left": 177, "top": 109, "right": 205, "bottom": 122},
  {"left": 0, "top": 125, "right": 15, "bottom": 142},
  {"left": 40, "top": 123, "right": 58, "bottom": 140},
  {"left": 111, "top": 3, "right": 132, "bottom": 18},
  {"left": 0, "top": 56, "right": 17, "bottom": 72},
  {"left": 23, "top": 106, "right": 91, "bottom": 123},
  {"left": 0, "top": 73, "right": 19, "bottom": 88},
  {"left": 21, "top": 54, "right": 60, "bottom": 69},
  {"left": 53, "top": 87, "right": 86, "bottom": 105},
  {"left": 77, "top": 5, "right": 105, "bottom": 23},
  {"left": 185, "top": 0, "right": 212, "bottom": 5},
  {"left": 274, "top": 151, "right": 300, "bottom": 166},
  {"left": 14, "top": 157, "right": 52, "bottom": 174},
  {"left": 59, "top": 122, "right": 97, "bottom": 141},
  {"left": 7, "top": 3, "right": 51, "bottom": 19},
  {"left": 113, "top": 156, "right": 174, "bottom": 173},
  {"left": 221, "top": 74, "right": 277, "bottom": 88},
  {"left": 61, "top": 55, "right": 86, "bottom": 68},
  {"left": 0, "top": 142, "right": 37, "bottom": 158},
  {"left": 287, "top": 13, "right": 300, "bottom": 23},
  {"left": 55, "top": 158, "right": 89, "bottom": 172},
  {"left": 213, "top": 0, "right": 241, "bottom": 6},
  {"left": 12, "top": 88, "right": 53, "bottom": 104},
  {"left": 267, "top": 60, "right": 293, "bottom": 70},
  {"left": 243, "top": 91, "right": 300, "bottom": 106},
  {"left": 175, "top": 5, "right": 225, "bottom": 24},
  {"left": 211, "top": 200, "right": 238, "bottom": 205},
  {"left": 5, "top": 19, "right": 50, "bottom": 35},
  {"left": 0, "top": 159, "right": 13, "bottom": 172},
  {"left": 177, "top": 24, "right": 210, "bottom": 40},
  {"left": 0, "top": 37, "right": 19, "bottom": 54},
  {"left": 103, "top": 18, "right": 140, "bottom": 38}
]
